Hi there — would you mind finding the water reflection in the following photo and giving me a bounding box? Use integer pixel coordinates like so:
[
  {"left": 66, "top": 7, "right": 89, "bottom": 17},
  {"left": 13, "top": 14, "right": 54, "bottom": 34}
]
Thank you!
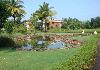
[
  {"left": 37, "top": 40, "right": 45, "bottom": 45},
  {"left": 22, "top": 43, "right": 32, "bottom": 50},
  {"left": 47, "top": 41, "right": 66, "bottom": 49}
]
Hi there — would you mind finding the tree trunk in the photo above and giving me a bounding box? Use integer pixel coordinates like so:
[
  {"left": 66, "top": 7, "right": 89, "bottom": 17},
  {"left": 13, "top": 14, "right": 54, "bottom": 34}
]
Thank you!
[
  {"left": 41, "top": 20, "right": 43, "bottom": 31},
  {"left": 44, "top": 22, "right": 47, "bottom": 32},
  {"left": 13, "top": 14, "right": 16, "bottom": 24}
]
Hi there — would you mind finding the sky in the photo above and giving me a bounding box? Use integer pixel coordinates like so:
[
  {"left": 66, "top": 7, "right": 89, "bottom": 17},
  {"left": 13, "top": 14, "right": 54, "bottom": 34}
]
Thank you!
[{"left": 22, "top": 0, "right": 100, "bottom": 21}]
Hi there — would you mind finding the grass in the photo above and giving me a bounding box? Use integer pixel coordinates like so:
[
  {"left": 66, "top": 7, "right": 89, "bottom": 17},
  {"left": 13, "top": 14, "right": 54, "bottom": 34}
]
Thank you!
[
  {"left": 0, "top": 47, "right": 80, "bottom": 70},
  {"left": 53, "top": 34, "right": 99, "bottom": 70},
  {"left": 48, "top": 28, "right": 100, "bottom": 33},
  {"left": 0, "top": 33, "right": 99, "bottom": 70},
  {"left": 1, "top": 28, "right": 100, "bottom": 37}
]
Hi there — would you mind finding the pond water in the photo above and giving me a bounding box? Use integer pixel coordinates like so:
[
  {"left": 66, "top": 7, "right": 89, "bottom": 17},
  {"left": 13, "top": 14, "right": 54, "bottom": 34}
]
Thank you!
[
  {"left": 22, "top": 43, "right": 32, "bottom": 50},
  {"left": 22, "top": 40, "right": 66, "bottom": 50},
  {"left": 37, "top": 40, "right": 45, "bottom": 45},
  {"left": 47, "top": 41, "right": 66, "bottom": 49}
]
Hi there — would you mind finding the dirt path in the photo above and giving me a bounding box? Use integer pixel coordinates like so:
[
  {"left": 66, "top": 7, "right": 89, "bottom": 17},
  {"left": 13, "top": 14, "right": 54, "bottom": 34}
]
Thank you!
[{"left": 92, "top": 39, "right": 100, "bottom": 70}]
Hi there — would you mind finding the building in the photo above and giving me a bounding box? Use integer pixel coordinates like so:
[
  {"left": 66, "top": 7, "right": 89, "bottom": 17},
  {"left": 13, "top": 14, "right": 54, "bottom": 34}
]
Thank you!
[
  {"left": 24, "top": 21, "right": 32, "bottom": 30},
  {"left": 49, "top": 19, "right": 62, "bottom": 28},
  {"left": 24, "top": 19, "right": 62, "bottom": 30}
]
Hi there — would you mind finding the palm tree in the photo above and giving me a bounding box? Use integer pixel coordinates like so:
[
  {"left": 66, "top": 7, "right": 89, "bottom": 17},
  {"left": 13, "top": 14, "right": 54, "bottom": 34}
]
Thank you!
[
  {"left": 8, "top": 0, "right": 25, "bottom": 24},
  {"left": 34, "top": 2, "right": 56, "bottom": 32}
]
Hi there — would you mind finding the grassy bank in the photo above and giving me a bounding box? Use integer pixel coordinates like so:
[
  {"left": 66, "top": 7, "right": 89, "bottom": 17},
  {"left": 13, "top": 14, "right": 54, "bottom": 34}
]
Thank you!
[
  {"left": 53, "top": 35, "right": 99, "bottom": 70},
  {"left": 0, "top": 47, "right": 80, "bottom": 70}
]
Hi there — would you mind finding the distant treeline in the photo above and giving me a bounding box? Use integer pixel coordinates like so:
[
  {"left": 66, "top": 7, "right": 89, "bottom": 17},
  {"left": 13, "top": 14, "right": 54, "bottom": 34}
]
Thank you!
[{"left": 62, "top": 16, "right": 100, "bottom": 30}]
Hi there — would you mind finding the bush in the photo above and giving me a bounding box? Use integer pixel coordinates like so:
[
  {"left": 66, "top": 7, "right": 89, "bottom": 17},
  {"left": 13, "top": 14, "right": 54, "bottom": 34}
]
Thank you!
[
  {"left": 14, "top": 24, "right": 27, "bottom": 34},
  {"left": 0, "top": 36, "right": 16, "bottom": 48}
]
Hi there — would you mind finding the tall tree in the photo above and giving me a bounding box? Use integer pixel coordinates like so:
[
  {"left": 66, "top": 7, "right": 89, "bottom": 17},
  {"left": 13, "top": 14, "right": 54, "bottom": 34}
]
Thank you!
[
  {"left": 32, "top": 2, "right": 56, "bottom": 32},
  {"left": 8, "top": 0, "right": 25, "bottom": 24},
  {"left": 94, "top": 16, "right": 100, "bottom": 28},
  {"left": 0, "top": 1, "right": 11, "bottom": 28}
]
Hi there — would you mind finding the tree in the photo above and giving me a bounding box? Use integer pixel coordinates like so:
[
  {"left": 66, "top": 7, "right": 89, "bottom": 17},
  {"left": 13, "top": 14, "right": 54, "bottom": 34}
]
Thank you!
[
  {"left": 31, "top": 2, "right": 56, "bottom": 32},
  {"left": 0, "top": 1, "right": 11, "bottom": 28},
  {"left": 89, "top": 16, "right": 100, "bottom": 28},
  {"left": 84, "top": 20, "right": 91, "bottom": 29},
  {"left": 16, "top": 14, "right": 24, "bottom": 24},
  {"left": 94, "top": 16, "right": 100, "bottom": 28},
  {"left": 62, "top": 17, "right": 81, "bottom": 30},
  {"left": 61, "top": 18, "right": 69, "bottom": 29},
  {"left": 8, "top": 0, "right": 25, "bottom": 24}
]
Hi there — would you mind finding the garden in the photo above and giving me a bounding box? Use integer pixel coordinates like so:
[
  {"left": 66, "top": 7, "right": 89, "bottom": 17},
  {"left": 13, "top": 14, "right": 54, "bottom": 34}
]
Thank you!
[
  {"left": 0, "top": 0, "right": 100, "bottom": 70},
  {"left": 0, "top": 33, "right": 99, "bottom": 70}
]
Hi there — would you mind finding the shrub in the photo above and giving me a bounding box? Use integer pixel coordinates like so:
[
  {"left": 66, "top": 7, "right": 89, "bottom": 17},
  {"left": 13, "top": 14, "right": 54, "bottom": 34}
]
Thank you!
[
  {"left": 0, "top": 36, "right": 16, "bottom": 48},
  {"left": 14, "top": 24, "right": 27, "bottom": 34}
]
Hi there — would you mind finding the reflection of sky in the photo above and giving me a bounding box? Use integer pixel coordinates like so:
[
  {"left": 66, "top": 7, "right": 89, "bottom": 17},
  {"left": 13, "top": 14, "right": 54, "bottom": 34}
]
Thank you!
[
  {"left": 22, "top": 0, "right": 100, "bottom": 21},
  {"left": 48, "top": 41, "right": 65, "bottom": 49},
  {"left": 37, "top": 41, "right": 45, "bottom": 45}
]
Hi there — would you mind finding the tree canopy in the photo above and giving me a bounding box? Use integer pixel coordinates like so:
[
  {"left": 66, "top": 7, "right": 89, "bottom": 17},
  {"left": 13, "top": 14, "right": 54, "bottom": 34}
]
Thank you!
[
  {"left": 62, "top": 17, "right": 82, "bottom": 30},
  {"left": 0, "top": 1, "right": 11, "bottom": 28},
  {"left": 8, "top": 0, "right": 26, "bottom": 24},
  {"left": 30, "top": 2, "right": 56, "bottom": 32}
]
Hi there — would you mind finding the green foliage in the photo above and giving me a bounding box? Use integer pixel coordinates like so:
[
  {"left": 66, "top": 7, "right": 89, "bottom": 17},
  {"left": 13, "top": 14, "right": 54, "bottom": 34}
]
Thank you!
[
  {"left": 90, "top": 16, "right": 100, "bottom": 28},
  {"left": 4, "top": 20, "right": 14, "bottom": 34},
  {"left": 15, "top": 40, "right": 27, "bottom": 48},
  {"left": 62, "top": 16, "right": 100, "bottom": 29},
  {"left": 53, "top": 35, "right": 97, "bottom": 70},
  {"left": 13, "top": 24, "right": 26, "bottom": 34},
  {"left": 83, "top": 16, "right": 100, "bottom": 29},
  {"left": 30, "top": 2, "right": 56, "bottom": 32},
  {"left": 17, "top": 24, "right": 27, "bottom": 34},
  {"left": 84, "top": 20, "right": 91, "bottom": 29},
  {"left": 8, "top": 0, "right": 25, "bottom": 24},
  {"left": 0, "top": 1, "right": 11, "bottom": 28},
  {"left": 62, "top": 17, "right": 82, "bottom": 30},
  {"left": 30, "top": 39, "right": 37, "bottom": 46}
]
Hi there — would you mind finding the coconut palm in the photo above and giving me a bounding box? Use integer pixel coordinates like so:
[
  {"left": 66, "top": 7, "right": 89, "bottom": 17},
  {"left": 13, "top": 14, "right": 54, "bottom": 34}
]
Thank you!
[
  {"left": 8, "top": 0, "right": 25, "bottom": 24},
  {"left": 34, "top": 2, "right": 56, "bottom": 32}
]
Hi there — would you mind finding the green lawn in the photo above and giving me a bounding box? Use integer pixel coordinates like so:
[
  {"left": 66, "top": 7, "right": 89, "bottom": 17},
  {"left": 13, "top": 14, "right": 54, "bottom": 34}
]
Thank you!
[
  {"left": 0, "top": 34, "right": 99, "bottom": 70},
  {"left": 48, "top": 28, "right": 100, "bottom": 33},
  {"left": 0, "top": 47, "right": 80, "bottom": 70},
  {"left": 53, "top": 35, "right": 99, "bottom": 70}
]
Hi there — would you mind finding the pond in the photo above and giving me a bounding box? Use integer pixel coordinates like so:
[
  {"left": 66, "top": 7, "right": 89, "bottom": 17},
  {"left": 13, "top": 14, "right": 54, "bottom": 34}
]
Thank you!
[
  {"left": 47, "top": 41, "right": 66, "bottom": 49},
  {"left": 22, "top": 40, "right": 67, "bottom": 50},
  {"left": 16, "top": 34, "right": 84, "bottom": 51},
  {"left": 22, "top": 43, "right": 32, "bottom": 50}
]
